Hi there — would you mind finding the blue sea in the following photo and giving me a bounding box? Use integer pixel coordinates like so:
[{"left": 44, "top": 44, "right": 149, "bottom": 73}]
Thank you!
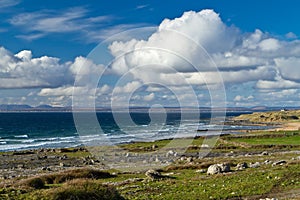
[{"left": 0, "top": 111, "right": 270, "bottom": 152}]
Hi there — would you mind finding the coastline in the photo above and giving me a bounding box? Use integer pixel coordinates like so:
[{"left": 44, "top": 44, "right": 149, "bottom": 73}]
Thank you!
[{"left": 1, "top": 110, "right": 300, "bottom": 199}]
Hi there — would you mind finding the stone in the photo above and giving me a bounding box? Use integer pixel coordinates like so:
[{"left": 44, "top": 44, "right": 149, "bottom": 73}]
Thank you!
[
  {"left": 207, "top": 163, "right": 230, "bottom": 175},
  {"left": 187, "top": 157, "right": 193, "bottom": 163},
  {"left": 236, "top": 162, "right": 248, "bottom": 170},
  {"left": 272, "top": 160, "right": 286, "bottom": 166},
  {"left": 17, "top": 164, "right": 25, "bottom": 169},
  {"left": 166, "top": 150, "right": 177, "bottom": 157},
  {"left": 249, "top": 162, "right": 260, "bottom": 168},
  {"left": 264, "top": 160, "right": 272, "bottom": 164},
  {"left": 207, "top": 164, "right": 222, "bottom": 175},
  {"left": 145, "top": 169, "right": 162, "bottom": 180},
  {"left": 196, "top": 169, "right": 206, "bottom": 173},
  {"left": 261, "top": 151, "right": 269, "bottom": 156},
  {"left": 219, "top": 163, "right": 231, "bottom": 172}
]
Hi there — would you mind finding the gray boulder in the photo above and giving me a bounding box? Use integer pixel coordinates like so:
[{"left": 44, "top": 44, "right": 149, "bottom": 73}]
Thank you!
[{"left": 207, "top": 163, "right": 230, "bottom": 175}]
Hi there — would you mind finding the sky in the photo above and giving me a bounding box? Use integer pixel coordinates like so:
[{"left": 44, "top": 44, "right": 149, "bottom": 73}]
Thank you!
[{"left": 1, "top": 0, "right": 300, "bottom": 107}]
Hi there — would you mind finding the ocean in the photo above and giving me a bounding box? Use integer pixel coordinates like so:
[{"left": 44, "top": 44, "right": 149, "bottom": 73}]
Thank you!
[{"left": 0, "top": 111, "right": 270, "bottom": 152}]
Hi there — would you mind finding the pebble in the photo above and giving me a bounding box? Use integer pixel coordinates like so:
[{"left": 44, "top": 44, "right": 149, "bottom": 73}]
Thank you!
[
  {"left": 196, "top": 169, "right": 206, "bottom": 173},
  {"left": 249, "top": 162, "right": 260, "bottom": 168}
]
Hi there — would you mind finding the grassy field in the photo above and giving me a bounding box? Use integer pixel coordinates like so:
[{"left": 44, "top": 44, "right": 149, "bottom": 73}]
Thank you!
[{"left": 0, "top": 130, "right": 300, "bottom": 199}]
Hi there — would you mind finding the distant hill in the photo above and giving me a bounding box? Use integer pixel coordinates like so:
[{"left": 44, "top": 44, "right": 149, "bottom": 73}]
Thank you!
[
  {"left": 0, "top": 104, "right": 300, "bottom": 112},
  {"left": 35, "top": 104, "right": 53, "bottom": 109},
  {"left": 0, "top": 104, "right": 32, "bottom": 111},
  {"left": 234, "top": 110, "right": 300, "bottom": 123}
]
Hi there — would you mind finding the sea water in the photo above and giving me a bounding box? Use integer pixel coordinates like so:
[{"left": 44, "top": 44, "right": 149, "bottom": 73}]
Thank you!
[{"left": 0, "top": 111, "right": 270, "bottom": 151}]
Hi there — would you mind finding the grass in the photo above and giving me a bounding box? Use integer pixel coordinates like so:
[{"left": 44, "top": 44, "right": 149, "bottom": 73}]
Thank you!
[
  {"left": 1, "top": 130, "right": 300, "bottom": 199},
  {"left": 224, "top": 131, "right": 300, "bottom": 146},
  {"left": 118, "top": 163, "right": 300, "bottom": 199},
  {"left": 24, "top": 179, "right": 125, "bottom": 200}
]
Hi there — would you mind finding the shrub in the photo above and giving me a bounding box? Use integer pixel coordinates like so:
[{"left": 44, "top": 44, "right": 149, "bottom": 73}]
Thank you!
[
  {"left": 40, "top": 179, "right": 124, "bottom": 200},
  {"left": 40, "top": 168, "right": 114, "bottom": 184},
  {"left": 19, "top": 177, "right": 45, "bottom": 189}
]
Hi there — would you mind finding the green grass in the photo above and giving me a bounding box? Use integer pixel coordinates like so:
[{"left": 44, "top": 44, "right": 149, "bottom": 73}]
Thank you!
[
  {"left": 118, "top": 164, "right": 300, "bottom": 199},
  {"left": 1, "top": 131, "right": 300, "bottom": 199},
  {"left": 225, "top": 134, "right": 300, "bottom": 146}
]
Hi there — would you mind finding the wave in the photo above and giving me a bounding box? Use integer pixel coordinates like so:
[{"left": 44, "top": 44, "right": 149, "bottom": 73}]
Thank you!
[
  {"left": 14, "top": 134, "right": 29, "bottom": 138},
  {"left": 0, "top": 139, "right": 79, "bottom": 151}
]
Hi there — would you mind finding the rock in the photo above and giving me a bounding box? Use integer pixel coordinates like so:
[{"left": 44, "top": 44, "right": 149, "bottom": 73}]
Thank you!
[
  {"left": 145, "top": 169, "right": 163, "bottom": 180},
  {"left": 236, "top": 162, "right": 248, "bottom": 170},
  {"left": 125, "top": 153, "right": 130, "bottom": 157},
  {"left": 200, "top": 144, "right": 210, "bottom": 148},
  {"left": 152, "top": 144, "right": 158, "bottom": 150},
  {"left": 272, "top": 160, "right": 286, "bottom": 166},
  {"left": 41, "top": 166, "right": 51, "bottom": 171},
  {"left": 249, "top": 162, "right": 260, "bottom": 168},
  {"left": 155, "top": 156, "right": 161, "bottom": 163},
  {"left": 219, "top": 163, "right": 231, "bottom": 172},
  {"left": 60, "top": 154, "right": 68, "bottom": 160},
  {"left": 196, "top": 169, "right": 206, "bottom": 173},
  {"left": 17, "top": 164, "right": 25, "bottom": 169},
  {"left": 59, "top": 162, "right": 66, "bottom": 167},
  {"left": 186, "top": 157, "right": 193, "bottom": 163},
  {"left": 261, "top": 151, "right": 269, "bottom": 156},
  {"left": 264, "top": 160, "right": 272, "bottom": 165},
  {"left": 207, "top": 164, "right": 222, "bottom": 175},
  {"left": 207, "top": 163, "right": 230, "bottom": 175},
  {"left": 166, "top": 150, "right": 177, "bottom": 157}
]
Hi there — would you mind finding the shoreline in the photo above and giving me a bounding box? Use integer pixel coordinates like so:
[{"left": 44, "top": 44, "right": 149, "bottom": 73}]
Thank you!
[{"left": 0, "top": 127, "right": 299, "bottom": 199}]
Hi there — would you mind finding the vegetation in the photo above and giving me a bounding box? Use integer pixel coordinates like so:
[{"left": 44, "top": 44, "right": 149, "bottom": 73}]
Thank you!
[
  {"left": 26, "top": 179, "right": 124, "bottom": 200},
  {"left": 234, "top": 110, "right": 300, "bottom": 123},
  {"left": 1, "top": 129, "right": 300, "bottom": 199}
]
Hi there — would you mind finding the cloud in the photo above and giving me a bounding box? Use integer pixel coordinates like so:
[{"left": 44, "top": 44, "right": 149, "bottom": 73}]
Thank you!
[
  {"left": 0, "top": 47, "right": 73, "bottom": 88},
  {"left": 234, "top": 95, "right": 254, "bottom": 102},
  {"left": 84, "top": 23, "right": 150, "bottom": 42},
  {"left": 143, "top": 93, "right": 155, "bottom": 101},
  {"left": 108, "top": 9, "right": 300, "bottom": 92},
  {"left": 136, "top": 4, "right": 149, "bottom": 10},
  {"left": 286, "top": 32, "right": 297, "bottom": 39},
  {"left": 256, "top": 76, "right": 300, "bottom": 89},
  {"left": 0, "top": 0, "right": 20, "bottom": 9},
  {"left": 9, "top": 7, "right": 114, "bottom": 41},
  {"left": 275, "top": 57, "right": 300, "bottom": 82},
  {"left": 258, "top": 38, "right": 280, "bottom": 51},
  {"left": 0, "top": 47, "right": 104, "bottom": 89},
  {"left": 3, "top": 9, "right": 300, "bottom": 107},
  {"left": 113, "top": 81, "right": 142, "bottom": 94}
]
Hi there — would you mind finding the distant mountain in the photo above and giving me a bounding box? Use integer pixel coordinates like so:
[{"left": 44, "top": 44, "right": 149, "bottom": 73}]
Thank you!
[
  {"left": 35, "top": 104, "right": 53, "bottom": 109},
  {"left": 0, "top": 104, "right": 32, "bottom": 111},
  {"left": 0, "top": 104, "right": 299, "bottom": 112}
]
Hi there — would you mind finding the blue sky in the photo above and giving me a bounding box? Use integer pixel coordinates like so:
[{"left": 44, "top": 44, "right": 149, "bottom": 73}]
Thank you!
[{"left": 1, "top": 0, "right": 300, "bottom": 107}]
